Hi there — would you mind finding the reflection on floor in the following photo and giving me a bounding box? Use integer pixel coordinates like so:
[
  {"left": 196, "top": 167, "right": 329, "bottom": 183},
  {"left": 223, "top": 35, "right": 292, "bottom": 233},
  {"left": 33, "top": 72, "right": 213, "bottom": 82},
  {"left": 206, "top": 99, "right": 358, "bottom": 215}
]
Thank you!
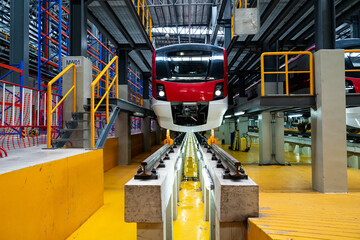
[
  {"left": 219, "top": 143, "right": 312, "bottom": 164},
  {"left": 173, "top": 181, "right": 208, "bottom": 240}
]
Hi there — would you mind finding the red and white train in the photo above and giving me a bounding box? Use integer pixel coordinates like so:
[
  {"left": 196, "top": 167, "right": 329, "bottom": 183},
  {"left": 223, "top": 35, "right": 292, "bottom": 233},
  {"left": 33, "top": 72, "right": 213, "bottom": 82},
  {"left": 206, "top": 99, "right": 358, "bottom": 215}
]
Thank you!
[{"left": 152, "top": 44, "right": 228, "bottom": 132}]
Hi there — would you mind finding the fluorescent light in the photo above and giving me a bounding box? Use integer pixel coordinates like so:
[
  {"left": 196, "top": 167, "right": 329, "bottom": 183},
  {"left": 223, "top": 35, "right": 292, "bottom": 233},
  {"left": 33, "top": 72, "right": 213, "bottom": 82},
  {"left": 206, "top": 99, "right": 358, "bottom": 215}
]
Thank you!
[
  {"left": 235, "top": 111, "right": 245, "bottom": 116},
  {"left": 288, "top": 114, "right": 302, "bottom": 118},
  {"left": 224, "top": 115, "right": 232, "bottom": 118}
]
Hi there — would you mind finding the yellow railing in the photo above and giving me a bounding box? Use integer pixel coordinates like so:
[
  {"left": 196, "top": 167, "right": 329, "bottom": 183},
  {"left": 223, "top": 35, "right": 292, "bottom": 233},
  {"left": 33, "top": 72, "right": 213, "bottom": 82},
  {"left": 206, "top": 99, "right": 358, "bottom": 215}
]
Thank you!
[
  {"left": 345, "top": 50, "right": 360, "bottom": 73},
  {"left": 260, "top": 51, "right": 314, "bottom": 96},
  {"left": 133, "top": 0, "right": 152, "bottom": 41},
  {"left": 47, "top": 63, "right": 76, "bottom": 148},
  {"left": 92, "top": 67, "right": 116, "bottom": 97},
  {"left": 90, "top": 56, "right": 119, "bottom": 149}
]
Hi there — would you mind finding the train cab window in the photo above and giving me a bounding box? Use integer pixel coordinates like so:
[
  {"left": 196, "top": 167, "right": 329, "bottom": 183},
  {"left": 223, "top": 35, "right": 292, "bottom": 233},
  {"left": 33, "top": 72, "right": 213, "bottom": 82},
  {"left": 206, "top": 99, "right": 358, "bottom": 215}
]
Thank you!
[
  {"left": 347, "top": 52, "right": 360, "bottom": 68},
  {"left": 155, "top": 48, "right": 224, "bottom": 82}
]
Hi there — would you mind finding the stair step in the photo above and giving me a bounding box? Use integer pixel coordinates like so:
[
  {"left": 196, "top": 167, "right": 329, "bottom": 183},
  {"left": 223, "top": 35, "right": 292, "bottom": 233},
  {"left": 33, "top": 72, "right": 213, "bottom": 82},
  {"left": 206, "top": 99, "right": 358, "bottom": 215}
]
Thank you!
[
  {"left": 52, "top": 138, "right": 90, "bottom": 142},
  {"left": 60, "top": 128, "right": 90, "bottom": 133},
  {"left": 67, "top": 120, "right": 102, "bottom": 123}
]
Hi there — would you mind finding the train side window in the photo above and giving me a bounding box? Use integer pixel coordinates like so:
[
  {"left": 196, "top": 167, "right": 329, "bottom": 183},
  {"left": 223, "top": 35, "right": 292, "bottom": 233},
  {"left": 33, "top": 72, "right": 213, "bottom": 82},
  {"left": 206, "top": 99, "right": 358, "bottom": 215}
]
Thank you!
[{"left": 348, "top": 52, "right": 360, "bottom": 68}]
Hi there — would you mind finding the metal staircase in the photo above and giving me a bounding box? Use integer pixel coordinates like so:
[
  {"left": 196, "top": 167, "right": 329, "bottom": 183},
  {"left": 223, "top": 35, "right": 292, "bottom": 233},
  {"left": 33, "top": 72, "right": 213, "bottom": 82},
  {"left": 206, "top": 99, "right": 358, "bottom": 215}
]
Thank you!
[{"left": 51, "top": 103, "right": 120, "bottom": 149}]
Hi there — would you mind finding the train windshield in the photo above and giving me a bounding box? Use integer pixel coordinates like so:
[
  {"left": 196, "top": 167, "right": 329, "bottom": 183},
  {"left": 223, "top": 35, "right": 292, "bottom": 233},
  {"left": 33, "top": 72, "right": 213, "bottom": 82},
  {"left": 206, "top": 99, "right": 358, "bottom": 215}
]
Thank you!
[{"left": 155, "top": 49, "right": 224, "bottom": 82}]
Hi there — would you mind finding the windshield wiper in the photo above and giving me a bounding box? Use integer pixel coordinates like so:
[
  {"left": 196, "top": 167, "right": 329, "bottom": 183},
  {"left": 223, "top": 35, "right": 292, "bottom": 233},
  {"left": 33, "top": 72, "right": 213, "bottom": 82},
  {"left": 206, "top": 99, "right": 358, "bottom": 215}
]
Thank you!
[{"left": 204, "top": 57, "right": 212, "bottom": 81}]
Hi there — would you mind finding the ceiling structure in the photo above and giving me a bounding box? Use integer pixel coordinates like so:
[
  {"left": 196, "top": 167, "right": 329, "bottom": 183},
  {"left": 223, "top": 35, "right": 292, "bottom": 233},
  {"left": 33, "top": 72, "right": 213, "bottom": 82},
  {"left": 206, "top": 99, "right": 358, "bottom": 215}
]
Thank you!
[
  {"left": 144, "top": 0, "right": 360, "bottom": 101},
  {"left": 147, "top": 0, "right": 224, "bottom": 47}
]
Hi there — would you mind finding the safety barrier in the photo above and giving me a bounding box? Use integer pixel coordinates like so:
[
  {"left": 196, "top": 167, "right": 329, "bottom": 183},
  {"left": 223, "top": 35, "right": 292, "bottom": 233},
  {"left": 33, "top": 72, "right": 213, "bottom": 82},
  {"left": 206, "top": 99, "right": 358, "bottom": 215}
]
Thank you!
[
  {"left": 47, "top": 63, "right": 76, "bottom": 148},
  {"left": 91, "top": 56, "right": 119, "bottom": 149},
  {"left": 260, "top": 51, "right": 314, "bottom": 96},
  {"left": 345, "top": 50, "right": 360, "bottom": 73},
  {"left": 0, "top": 62, "right": 62, "bottom": 150},
  {"left": 132, "top": 0, "right": 152, "bottom": 41}
]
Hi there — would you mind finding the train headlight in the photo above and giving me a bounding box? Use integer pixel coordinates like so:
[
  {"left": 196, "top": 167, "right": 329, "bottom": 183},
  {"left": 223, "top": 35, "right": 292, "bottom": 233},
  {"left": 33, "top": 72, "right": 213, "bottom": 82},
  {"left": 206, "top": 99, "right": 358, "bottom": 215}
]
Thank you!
[
  {"left": 213, "top": 82, "right": 224, "bottom": 100},
  {"left": 156, "top": 83, "right": 167, "bottom": 100}
]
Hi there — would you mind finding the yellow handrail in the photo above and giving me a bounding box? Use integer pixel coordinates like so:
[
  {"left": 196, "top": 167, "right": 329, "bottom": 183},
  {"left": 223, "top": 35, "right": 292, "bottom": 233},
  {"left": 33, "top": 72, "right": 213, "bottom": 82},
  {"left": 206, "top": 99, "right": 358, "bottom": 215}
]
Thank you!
[
  {"left": 235, "top": 0, "right": 247, "bottom": 9},
  {"left": 47, "top": 63, "right": 76, "bottom": 148},
  {"left": 260, "top": 51, "right": 313, "bottom": 96},
  {"left": 133, "top": 0, "right": 152, "bottom": 42},
  {"left": 345, "top": 50, "right": 360, "bottom": 73},
  {"left": 90, "top": 56, "right": 119, "bottom": 149}
]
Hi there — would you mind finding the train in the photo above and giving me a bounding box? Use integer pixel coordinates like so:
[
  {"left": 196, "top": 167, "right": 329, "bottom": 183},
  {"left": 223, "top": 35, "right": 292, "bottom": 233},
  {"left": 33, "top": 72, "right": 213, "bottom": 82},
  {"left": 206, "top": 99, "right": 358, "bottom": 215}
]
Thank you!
[{"left": 152, "top": 44, "right": 228, "bottom": 132}]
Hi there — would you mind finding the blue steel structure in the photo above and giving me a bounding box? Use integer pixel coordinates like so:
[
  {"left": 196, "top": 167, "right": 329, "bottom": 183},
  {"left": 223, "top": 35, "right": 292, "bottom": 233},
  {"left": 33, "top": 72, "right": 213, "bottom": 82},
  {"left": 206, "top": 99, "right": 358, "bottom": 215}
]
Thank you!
[{"left": 37, "top": 0, "right": 69, "bottom": 95}]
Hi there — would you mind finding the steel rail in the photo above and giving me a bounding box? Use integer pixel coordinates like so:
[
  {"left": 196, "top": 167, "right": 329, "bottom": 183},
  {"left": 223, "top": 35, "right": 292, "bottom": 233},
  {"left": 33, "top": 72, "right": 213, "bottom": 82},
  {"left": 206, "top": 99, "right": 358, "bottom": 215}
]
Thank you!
[
  {"left": 211, "top": 143, "right": 248, "bottom": 179},
  {"left": 134, "top": 143, "right": 171, "bottom": 179},
  {"left": 134, "top": 133, "right": 186, "bottom": 179}
]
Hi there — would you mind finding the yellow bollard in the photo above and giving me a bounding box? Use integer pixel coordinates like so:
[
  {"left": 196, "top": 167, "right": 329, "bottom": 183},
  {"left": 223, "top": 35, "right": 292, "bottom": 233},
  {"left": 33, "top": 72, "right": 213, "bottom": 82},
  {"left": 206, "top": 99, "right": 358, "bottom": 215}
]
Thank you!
[
  {"left": 163, "top": 129, "right": 173, "bottom": 145},
  {"left": 207, "top": 129, "right": 217, "bottom": 145}
]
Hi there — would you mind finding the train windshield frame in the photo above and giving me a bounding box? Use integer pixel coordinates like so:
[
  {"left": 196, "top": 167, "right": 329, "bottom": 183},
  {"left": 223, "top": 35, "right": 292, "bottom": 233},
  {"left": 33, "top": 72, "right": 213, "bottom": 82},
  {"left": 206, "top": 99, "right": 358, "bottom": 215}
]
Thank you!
[{"left": 155, "top": 47, "right": 225, "bottom": 82}]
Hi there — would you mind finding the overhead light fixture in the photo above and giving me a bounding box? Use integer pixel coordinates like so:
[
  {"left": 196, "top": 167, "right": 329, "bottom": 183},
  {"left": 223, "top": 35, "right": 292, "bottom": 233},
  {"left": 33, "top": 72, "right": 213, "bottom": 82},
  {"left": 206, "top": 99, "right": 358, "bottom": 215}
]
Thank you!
[
  {"left": 224, "top": 115, "right": 232, "bottom": 118},
  {"left": 288, "top": 114, "right": 302, "bottom": 118},
  {"left": 235, "top": 111, "right": 245, "bottom": 116}
]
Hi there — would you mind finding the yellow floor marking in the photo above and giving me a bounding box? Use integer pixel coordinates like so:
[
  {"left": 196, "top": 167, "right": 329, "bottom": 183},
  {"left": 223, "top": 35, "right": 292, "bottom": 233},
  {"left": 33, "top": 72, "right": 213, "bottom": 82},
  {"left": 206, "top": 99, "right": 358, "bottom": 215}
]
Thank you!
[{"left": 173, "top": 181, "right": 209, "bottom": 240}]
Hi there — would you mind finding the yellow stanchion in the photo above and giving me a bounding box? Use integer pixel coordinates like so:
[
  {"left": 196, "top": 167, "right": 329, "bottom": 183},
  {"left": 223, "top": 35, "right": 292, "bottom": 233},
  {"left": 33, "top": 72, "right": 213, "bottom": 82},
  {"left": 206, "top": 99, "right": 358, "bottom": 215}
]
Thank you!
[
  {"left": 207, "top": 129, "right": 217, "bottom": 145},
  {"left": 163, "top": 129, "right": 173, "bottom": 146}
]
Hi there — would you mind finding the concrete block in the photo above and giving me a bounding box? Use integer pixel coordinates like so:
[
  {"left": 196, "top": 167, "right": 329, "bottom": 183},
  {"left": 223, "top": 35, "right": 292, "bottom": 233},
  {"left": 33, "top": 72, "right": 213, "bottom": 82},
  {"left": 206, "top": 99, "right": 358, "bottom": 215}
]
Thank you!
[
  {"left": 201, "top": 145, "right": 259, "bottom": 223},
  {"left": 233, "top": 8, "right": 259, "bottom": 35},
  {"left": 125, "top": 146, "right": 180, "bottom": 223}
]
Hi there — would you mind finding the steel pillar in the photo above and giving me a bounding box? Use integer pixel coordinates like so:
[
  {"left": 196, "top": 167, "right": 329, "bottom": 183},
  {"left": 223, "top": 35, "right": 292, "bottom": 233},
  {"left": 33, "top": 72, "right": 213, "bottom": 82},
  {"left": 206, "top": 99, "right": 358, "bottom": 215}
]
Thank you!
[
  {"left": 70, "top": 0, "right": 87, "bottom": 56},
  {"left": 10, "top": 0, "right": 29, "bottom": 86},
  {"left": 314, "top": 0, "right": 335, "bottom": 50},
  {"left": 351, "top": 15, "right": 360, "bottom": 38},
  {"left": 224, "top": 0, "right": 231, "bottom": 49},
  {"left": 117, "top": 50, "right": 129, "bottom": 85}
]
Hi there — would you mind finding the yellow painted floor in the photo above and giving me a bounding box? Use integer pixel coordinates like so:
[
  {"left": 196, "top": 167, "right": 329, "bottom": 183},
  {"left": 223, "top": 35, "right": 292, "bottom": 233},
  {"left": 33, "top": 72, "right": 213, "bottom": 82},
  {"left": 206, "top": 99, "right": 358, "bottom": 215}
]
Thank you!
[
  {"left": 173, "top": 181, "right": 209, "bottom": 240},
  {"left": 67, "top": 147, "right": 162, "bottom": 240},
  {"left": 219, "top": 143, "right": 360, "bottom": 239},
  {"left": 67, "top": 142, "right": 360, "bottom": 240}
]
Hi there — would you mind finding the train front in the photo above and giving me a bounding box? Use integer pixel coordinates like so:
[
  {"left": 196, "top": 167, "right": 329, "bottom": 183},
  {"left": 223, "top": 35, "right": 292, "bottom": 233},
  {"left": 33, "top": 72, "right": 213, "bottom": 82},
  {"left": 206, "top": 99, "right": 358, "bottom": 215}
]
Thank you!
[{"left": 152, "top": 44, "right": 228, "bottom": 132}]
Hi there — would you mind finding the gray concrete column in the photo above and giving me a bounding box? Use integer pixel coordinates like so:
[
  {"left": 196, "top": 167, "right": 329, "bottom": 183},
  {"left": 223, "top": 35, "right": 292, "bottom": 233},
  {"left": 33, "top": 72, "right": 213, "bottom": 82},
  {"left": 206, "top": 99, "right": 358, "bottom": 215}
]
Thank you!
[
  {"left": 237, "top": 117, "right": 248, "bottom": 150},
  {"left": 142, "top": 116, "right": 151, "bottom": 152},
  {"left": 259, "top": 112, "right": 285, "bottom": 165},
  {"left": 62, "top": 56, "right": 92, "bottom": 148},
  {"left": 311, "top": 50, "right": 347, "bottom": 193},
  {"left": 348, "top": 155, "right": 359, "bottom": 169},
  {"left": 155, "top": 120, "right": 161, "bottom": 145},
  {"left": 10, "top": 0, "right": 29, "bottom": 86},
  {"left": 116, "top": 85, "right": 131, "bottom": 165}
]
